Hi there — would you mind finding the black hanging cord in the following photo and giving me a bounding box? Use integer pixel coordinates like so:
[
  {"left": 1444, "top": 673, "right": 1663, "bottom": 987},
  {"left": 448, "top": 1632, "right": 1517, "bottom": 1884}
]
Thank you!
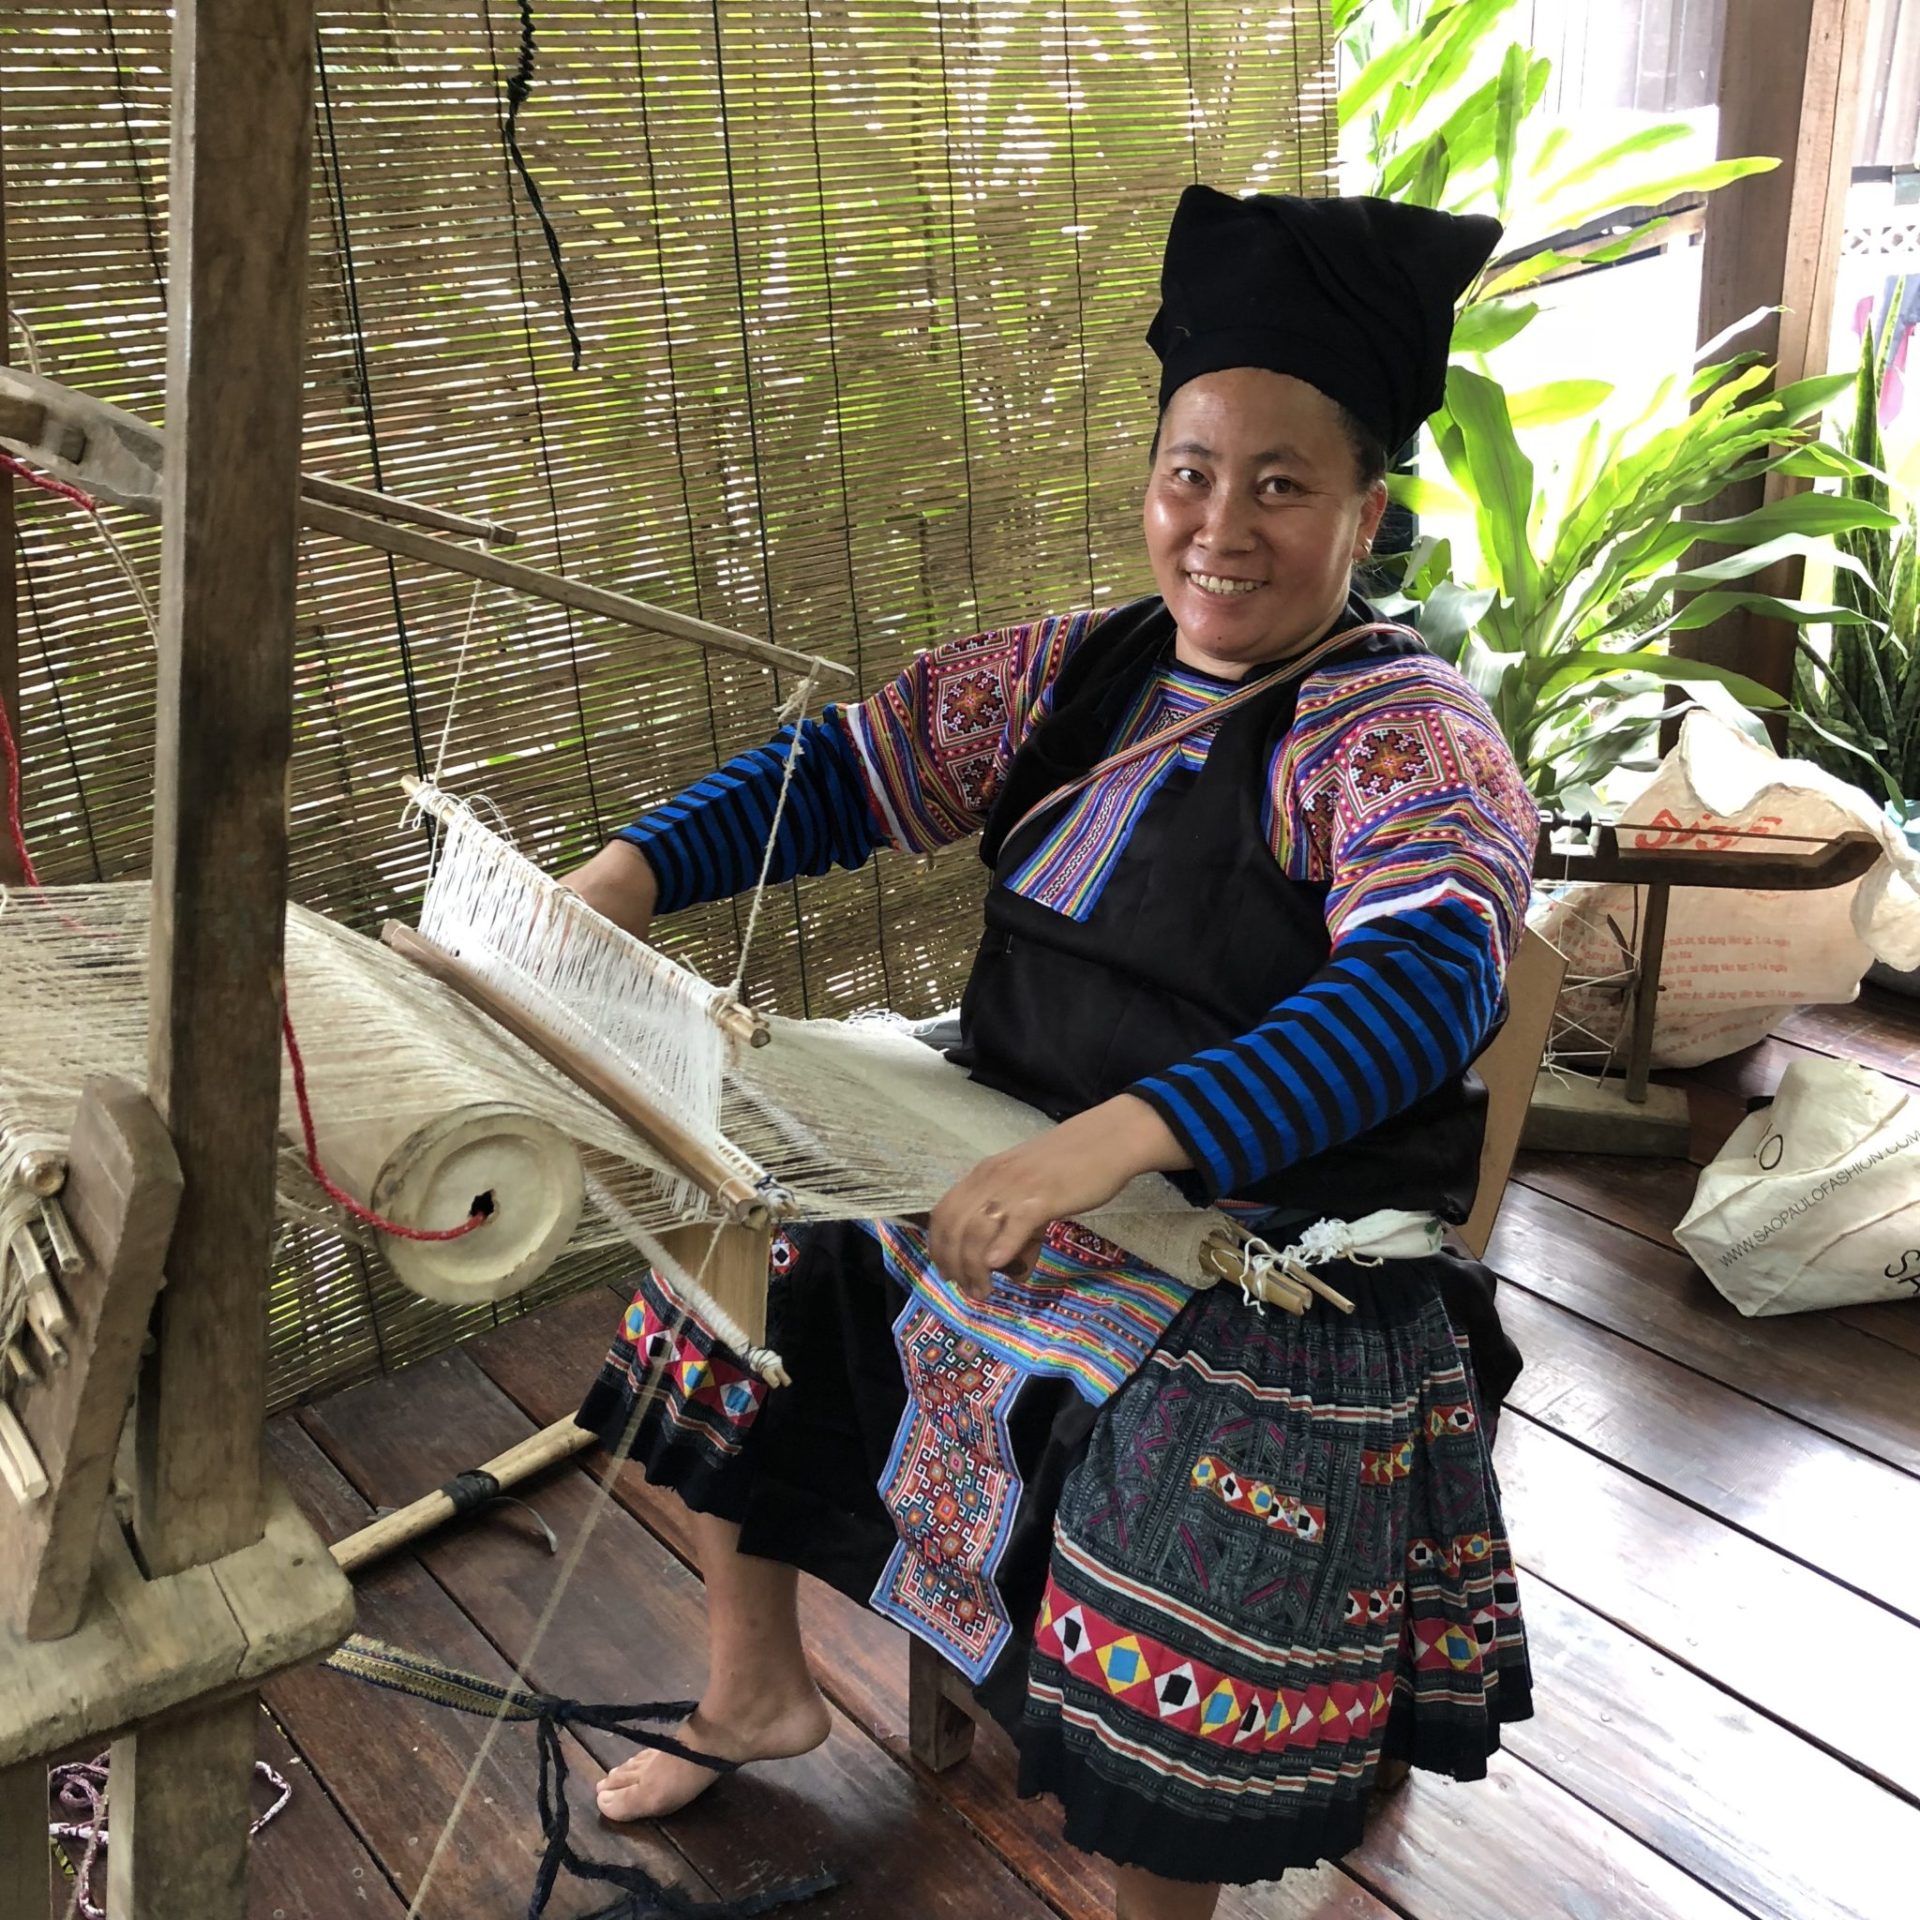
[
  {"left": 327, "top": 1636, "right": 836, "bottom": 1920},
  {"left": 504, "top": 0, "right": 585, "bottom": 371},
  {"left": 101, "top": 3, "right": 167, "bottom": 308},
  {"left": 313, "top": 31, "right": 434, "bottom": 785}
]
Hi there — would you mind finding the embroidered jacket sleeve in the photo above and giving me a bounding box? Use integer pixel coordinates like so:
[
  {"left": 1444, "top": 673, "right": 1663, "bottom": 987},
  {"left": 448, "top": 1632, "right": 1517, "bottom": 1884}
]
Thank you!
[
  {"left": 618, "top": 609, "right": 1108, "bottom": 910},
  {"left": 1129, "top": 657, "right": 1538, "bottom": 1201}
]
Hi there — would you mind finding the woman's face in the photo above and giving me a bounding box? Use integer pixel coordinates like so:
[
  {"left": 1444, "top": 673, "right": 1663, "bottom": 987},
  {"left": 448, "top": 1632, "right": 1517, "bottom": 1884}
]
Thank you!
[{"left": 1143, "top": 367, "right": 1388, "bottom": 679}]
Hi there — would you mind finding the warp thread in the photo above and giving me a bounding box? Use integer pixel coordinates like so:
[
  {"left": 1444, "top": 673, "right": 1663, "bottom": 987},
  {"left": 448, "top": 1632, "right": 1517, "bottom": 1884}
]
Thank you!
[
  {"left": 326, "top": 1634, "right": 836, "bottom": 1920},
  {"left": 0, "top": 451, "right": 101, "bottom": 891},
  {"left": 0, "top": 443, "right": 489, "bottom": 1250}
]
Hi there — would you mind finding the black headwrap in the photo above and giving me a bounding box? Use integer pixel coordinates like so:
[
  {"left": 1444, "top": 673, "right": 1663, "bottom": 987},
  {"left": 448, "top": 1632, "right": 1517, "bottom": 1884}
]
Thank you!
[{"left": 1146, "top": 187, "right": 1502, "bottom": 455}]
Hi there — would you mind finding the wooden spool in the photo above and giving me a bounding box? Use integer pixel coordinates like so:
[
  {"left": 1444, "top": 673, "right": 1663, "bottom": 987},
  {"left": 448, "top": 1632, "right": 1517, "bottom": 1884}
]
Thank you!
[{"left": 316, "top": 1102, "right": 585, "bottom": 1307}]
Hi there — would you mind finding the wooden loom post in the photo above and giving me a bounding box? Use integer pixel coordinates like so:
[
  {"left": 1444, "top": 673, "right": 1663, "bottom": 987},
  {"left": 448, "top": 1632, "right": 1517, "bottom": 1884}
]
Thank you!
[
  {"left": 115, "top": 0, "right": 315, "bottom": 1913},
  {"left": 0, "top": 96, "right": 41, "bottom": 1920},
  {"left": 0, "top": 81, "right": 20, "bottom": 894}
]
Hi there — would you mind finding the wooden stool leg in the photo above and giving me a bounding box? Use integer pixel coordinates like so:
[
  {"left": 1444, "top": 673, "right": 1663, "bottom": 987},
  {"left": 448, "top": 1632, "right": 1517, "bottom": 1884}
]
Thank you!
[
  {"left": 1, "top": 1759, "right": 50, "bottom": 1920},
  {"left": 107, "top": 1694, "right": 258, "bottom": 1920},
  {"left": 908, "top": 1635, "right": 977, "bottom": 1773}
]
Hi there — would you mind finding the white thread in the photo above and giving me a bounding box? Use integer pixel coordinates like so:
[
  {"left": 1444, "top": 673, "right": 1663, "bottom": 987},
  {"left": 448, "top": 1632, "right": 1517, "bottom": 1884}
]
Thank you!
[
  {"left": 429, "top": 573, "right": 491, "bottom": 787},
  {"left": 723, "top": 668, "right": 823, "bottom": 1003}
]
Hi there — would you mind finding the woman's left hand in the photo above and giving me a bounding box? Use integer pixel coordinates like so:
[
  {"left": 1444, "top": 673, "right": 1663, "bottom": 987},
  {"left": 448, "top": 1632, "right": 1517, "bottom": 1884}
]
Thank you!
[{"left": 928, "top": 1095, "right": 1190, "bottom": 1301}]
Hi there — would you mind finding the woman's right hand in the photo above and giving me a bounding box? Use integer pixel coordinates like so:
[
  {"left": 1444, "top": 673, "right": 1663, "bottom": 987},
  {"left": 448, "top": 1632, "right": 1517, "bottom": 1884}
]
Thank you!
[{"left": 564, "top": 838, "right": 661, "bottom": 942}]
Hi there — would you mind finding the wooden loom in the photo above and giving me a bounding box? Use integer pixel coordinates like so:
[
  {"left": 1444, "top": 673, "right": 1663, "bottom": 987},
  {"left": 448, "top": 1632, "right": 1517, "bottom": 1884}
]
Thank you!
[{"left": 0, "top": 5, "right": 847, "bottom": 1913}]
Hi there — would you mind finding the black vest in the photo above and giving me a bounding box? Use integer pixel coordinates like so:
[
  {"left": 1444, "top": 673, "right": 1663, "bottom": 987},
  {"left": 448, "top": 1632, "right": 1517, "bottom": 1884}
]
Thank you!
[{"left": 950, "top": 594, "right": 1492, "bottom": 1223}]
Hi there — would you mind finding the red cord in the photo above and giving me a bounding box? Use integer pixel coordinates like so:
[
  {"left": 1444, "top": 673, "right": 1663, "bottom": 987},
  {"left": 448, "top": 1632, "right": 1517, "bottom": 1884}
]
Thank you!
[
  {"left": 0, "top": 685, "right": 39, "bottom": 888},
  {"left": 0, "top": 449, "right": 98, "bottom": 515},
  {"left": 280, "top": 998, "right": 487, "bottom": 1241},
  {"left": 0, "top": 448, "right": 484, "bottom": 1245}
]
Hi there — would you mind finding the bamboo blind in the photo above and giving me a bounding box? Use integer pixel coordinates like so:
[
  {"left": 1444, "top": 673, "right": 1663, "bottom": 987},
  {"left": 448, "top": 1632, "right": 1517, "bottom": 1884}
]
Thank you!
[{"left": 3, "top": 0, "right": 1334, "bottom": 1408}]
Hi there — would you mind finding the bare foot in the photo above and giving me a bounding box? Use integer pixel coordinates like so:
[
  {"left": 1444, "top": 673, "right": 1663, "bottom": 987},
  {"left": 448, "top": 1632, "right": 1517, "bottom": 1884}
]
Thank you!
[{"left": 596, "top": 1687, "right": 832, "bottom": 1823}]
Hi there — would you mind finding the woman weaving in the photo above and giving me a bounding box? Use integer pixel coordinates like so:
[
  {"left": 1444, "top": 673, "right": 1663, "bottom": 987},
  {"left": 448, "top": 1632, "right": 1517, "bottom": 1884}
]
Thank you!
[{"left": 571, "top": 187, "right": 1538, "bottom": 1918}]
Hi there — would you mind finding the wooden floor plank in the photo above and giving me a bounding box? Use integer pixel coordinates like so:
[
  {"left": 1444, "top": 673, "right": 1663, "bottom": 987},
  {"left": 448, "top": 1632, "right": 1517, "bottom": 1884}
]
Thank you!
[
  {"left": 1496, "top": 1416, "right": 1920, "bottom": 1803},
  {"left": 265, "top": 1419, "right": 696, "bottom": 1920},
  {"left": 1511, "top": 1147, "right": 1920, "bottom": 1398},
  {"left": 1776, "top": 991, "right": 1920, "bottom": 1083},
  {"left": 1346, "top": 1750, "right": 1745, "bottom": 1920},
  {"left": 1487, "top": 1185, "right": 1920, "bottom": 1476},
  {"left": 247, "top": 1712, "right": 412, "bottom": 1920},
  {"left": 1507, "top": 1579, "right": 1919, "bottom": 1920},
  {"left": 1498, "top": 1286, "right": 1920, "bottom": 1619},
  {"left": 297, "top": 1355, "right": 1062, "bottom": 1920},
  {"left": 1512, "top": 1150, "right": 1692, "bottom": 1248},
  {"left": 467, "top": 1288, "right": 1757, "bottom": 1920}
]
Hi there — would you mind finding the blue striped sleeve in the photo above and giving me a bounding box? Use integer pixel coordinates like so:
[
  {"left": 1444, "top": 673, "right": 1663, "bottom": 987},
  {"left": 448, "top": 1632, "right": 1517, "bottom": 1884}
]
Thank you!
[
  {"left": 614, "top": 711, "right": 886, "bottom": 912},
  {"left": 1128, "top": 655, "right": 1536, "bottom": 1200},
  {"left": 1130, "top": 898, "right": 1508, "bottom": 1199}
]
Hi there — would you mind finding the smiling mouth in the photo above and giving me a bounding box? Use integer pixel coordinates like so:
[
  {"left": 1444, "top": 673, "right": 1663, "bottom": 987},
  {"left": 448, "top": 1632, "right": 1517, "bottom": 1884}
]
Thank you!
[{"left": 1186, "top": 570, "right": 1265, "bottom": 597}]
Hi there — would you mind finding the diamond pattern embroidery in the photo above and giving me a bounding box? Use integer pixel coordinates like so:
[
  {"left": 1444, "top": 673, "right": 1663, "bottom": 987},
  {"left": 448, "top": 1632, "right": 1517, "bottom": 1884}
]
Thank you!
[
  {"left": 1190, "top": 1455, "right": 1325, "bottom": 1542},
  {"left": 1034, "top": 1576, "right": 1394, "bottom": 1756}
]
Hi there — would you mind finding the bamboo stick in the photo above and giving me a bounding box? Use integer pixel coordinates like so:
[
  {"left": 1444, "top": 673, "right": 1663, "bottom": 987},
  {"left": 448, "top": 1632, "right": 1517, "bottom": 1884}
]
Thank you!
[
  {"left": 0, "top": 1401, "right": 47, "bottom": 1504},
  {"left": 379, "top": 920, "right": 775, "bottom": 1231},
  {"left": 35, "top": 1200, "right": 80, "bottom": 1277},
  {"left": 304, "top": 499, "right": 854, "bottom": 688},
  {"left": 12, "top": 1152, "right": 64, "bottom": 1199},
  {"left": 299, "top": 472, "right": 518, "bottom": 546},
  {"left": 1199, "top": 1233, "right": 1312, "bottom": 1314},
  {"left": 1285, "top": 1265, "right": 1357, "bottom": 1315},
  {"left": 330, "top": 1414, "right": 595, "bottom": 1574},
  {"left": 9, "top": 1227, "right": 69, "bottom": 1354},
  {"left": 0, "top": 367, "right": 851, "bottom": 692}
]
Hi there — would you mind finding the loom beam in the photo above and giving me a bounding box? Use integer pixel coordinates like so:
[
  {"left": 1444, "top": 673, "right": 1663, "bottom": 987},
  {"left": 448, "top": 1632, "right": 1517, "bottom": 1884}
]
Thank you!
[{"left": 381, "top": 920, "right": 778, "bottom": 1232}]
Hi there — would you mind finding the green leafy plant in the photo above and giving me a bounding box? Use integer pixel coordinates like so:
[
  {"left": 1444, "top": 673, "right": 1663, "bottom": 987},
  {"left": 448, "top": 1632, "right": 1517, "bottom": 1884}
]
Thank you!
[
  {"left": 1373, "top": 357, "right": 1889, "bottom": 803},
  {"left": 1789, "top": 320, "right": 1920, "bottom": 822},
  {"left": 1335, "top": 0, "right": 1889, "bottom": 803},
  {"left": 1335, "top": 0, "right": 1775, "bottom": 289}
]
